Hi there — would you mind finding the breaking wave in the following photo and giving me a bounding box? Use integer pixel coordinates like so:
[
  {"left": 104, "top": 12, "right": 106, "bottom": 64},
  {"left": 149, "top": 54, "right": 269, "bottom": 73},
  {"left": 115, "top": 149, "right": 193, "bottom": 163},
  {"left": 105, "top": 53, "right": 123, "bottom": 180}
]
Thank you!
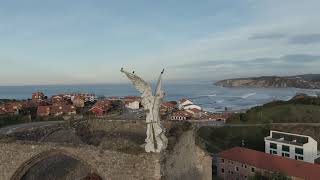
[{"left": 241, "top": 93, "right": 256, "bottom": 99}]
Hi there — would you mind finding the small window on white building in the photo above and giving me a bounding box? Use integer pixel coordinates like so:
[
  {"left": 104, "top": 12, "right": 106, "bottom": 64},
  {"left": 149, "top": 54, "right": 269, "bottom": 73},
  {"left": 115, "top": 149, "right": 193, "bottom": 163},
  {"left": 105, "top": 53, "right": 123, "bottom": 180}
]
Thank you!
[
  {"left": 270, "top": 143, "right": 277, "bottom": 149},
  {"left": 295, "top": 148, "right": 303, "bottom": 155},
  {"left": 272, "top": 150, "right": 277, "bottom": 154},
  {"left": 251, "top": 168, "right": 255, "bottom": 173},
  {"left": 295, "top": 155, "right": 304, "bottom": 160},
  {"left": 282, "top": 153, "right": 290, "bottom": 157}
]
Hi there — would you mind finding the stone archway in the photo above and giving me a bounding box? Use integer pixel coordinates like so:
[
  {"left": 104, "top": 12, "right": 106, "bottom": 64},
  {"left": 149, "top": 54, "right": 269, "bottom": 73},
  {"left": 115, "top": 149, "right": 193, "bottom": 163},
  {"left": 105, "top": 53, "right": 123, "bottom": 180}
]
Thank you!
[{"left": 11, "top": 150, "right": 102, "bottom": 180}]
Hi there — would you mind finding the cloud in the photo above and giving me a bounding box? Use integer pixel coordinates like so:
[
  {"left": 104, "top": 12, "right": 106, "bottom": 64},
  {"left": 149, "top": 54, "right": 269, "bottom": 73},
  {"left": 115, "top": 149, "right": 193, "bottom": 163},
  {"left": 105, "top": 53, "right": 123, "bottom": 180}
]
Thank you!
[
  {"left": 249, "top": 33, "right": 320, "bottom": 45},
  {"left": 174, "top": 54, "right": 320, "bottom": 71},
  {"left": 249, "top": 33, "right": 286, "bottom": 40},
  {"left": 282, "top": 54, "right": 320, "bottom": 63},
  {"left": 170, "top": 53, "right": 320, "bottom": 80},
  {"left": 288, "top": 34, "right": 320, "bottom": 44}
]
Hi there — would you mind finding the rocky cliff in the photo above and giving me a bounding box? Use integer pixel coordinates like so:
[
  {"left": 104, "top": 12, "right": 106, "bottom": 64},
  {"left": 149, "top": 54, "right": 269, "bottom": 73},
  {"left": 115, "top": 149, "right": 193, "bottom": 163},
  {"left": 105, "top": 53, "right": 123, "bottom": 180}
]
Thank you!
[{"left": 215, "top": 74, "right": 320, "bottom": 89}]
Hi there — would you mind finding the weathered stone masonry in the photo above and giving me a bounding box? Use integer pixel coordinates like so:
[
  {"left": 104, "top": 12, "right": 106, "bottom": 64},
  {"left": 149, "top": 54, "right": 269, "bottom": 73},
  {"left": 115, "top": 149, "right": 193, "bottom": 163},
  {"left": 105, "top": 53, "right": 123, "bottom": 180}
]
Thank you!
[{"left": 0, "top": 120, "right": 212, "bottom": 180}]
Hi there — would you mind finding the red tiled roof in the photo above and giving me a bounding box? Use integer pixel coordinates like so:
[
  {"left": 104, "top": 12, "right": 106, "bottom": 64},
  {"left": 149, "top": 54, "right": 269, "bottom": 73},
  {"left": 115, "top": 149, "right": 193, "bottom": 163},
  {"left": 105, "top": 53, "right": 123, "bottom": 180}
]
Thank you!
[
  {"left": 51, "top": 105, "right": 75, "bottom": 114},
  {"left": 93, "top": 99, "right": 112, "bottom": 108},
  {"left": 3, "top": 102, "right": 22, "bottom": 113},
  {"left": 0, "top": 107, "right": 7, "bottom": 114},
  {"left": 73, "top": 95, "right": 85, "bottom": 101},
  {"left": 172, "top": 111, "right": 193, "bottom": 117},
  {"left": 124, "top": 99, "right": 139, "bottom": 104},
  {"left": 37, "top": 106, "right": 50, "bottom": 115},
  {"left": 162, "top": 101, "right": 177, "bottom": 107},
  {"left": 32, "top": 92, "right": 44, "bottom": 97},
  {"left": 188, "top": 108, "right": 201, "bottom": 113},
  {"left": 219, "top": 147, "right": 320, "bottom": 180},
  {"left": 123, "top": 96, "right": 141, "bottom": 100}
]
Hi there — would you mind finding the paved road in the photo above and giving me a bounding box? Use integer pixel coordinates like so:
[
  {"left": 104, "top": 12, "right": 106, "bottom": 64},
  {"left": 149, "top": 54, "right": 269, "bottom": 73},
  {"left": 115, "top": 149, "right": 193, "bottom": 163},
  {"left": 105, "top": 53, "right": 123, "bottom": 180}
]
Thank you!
[
  {"left": 223, "top": 123, "right": 320, "bottom": 127},
  {"left": 188, "top": 121, "right": 320, "bottom": 127},
  {"left": 0, "top": 121, "right": 64, "bottom": 135},
  {"left": 1, "top": 120, "right": 320, "bottom": 135}
]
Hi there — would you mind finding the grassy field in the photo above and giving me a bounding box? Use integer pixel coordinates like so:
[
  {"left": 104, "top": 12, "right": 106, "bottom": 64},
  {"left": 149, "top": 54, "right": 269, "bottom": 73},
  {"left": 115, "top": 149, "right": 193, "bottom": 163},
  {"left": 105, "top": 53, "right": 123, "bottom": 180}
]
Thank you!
[
  {"left": 197, "top": 126, "right": 270, "bottom": 154},
  {"left": 196, "top": 124, "right": 320, "bottom": 154},
  {"left": 0, "top": 115, "right": 64, "bottom": 128},
  {"left": 227, "top": 96, "right": 320, "bottom": 124}
]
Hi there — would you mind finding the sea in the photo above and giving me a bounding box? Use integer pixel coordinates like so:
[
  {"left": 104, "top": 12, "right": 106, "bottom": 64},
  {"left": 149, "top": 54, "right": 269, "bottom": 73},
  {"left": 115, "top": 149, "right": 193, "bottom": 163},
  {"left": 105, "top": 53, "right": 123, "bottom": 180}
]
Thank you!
[{"left": 0, "top": 81, "right": 319, "bottom": 112}]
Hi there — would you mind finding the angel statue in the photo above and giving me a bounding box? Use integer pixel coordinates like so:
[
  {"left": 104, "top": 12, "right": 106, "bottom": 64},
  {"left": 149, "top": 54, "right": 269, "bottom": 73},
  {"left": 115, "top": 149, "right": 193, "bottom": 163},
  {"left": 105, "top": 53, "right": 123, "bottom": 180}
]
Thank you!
[{"left": 121, "top": 68, "right": 168, "bottom": 153}]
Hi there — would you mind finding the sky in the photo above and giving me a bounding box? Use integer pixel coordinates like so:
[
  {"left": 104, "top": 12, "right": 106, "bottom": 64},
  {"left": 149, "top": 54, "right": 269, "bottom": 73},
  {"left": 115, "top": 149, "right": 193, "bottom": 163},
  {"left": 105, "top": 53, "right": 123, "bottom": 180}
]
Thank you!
[{"left": 0, "top": 0, "right": 320, "bottom": 85}]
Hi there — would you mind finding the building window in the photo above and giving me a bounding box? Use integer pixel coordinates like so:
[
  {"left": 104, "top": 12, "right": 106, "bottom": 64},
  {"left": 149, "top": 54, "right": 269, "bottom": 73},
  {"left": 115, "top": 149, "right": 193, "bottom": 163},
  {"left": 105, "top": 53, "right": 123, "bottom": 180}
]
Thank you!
[
  {"left": 295, "top": 148, "right": 304, "bottom": 155},
  {"left": 282, "top": 145, "right": 290, "bottom": 152},
  {"left": 295, "top": 155, "right": 304, "bottom": 160},
  {"left": 221, "top": 158, "right": 224, "bottom": 163},
  {"left": 270, "top": 143, "right": 277, "bottom": 149},
  {"left": 272, "top": 150, "right": 277, "bottom": 155},
  {"left": 282, "top": 153, "right": 290, "bottom": 157},
  {"left": 245, "top": 165, "right": 247, "bottom": 168},
  {"left": 236, "top": 167, "right": 239, "bottom": 172},
  {"left": 251, "top": 168, "right": 255, "bottom": 173},
  {"left": 221, "top": 168, "right": 225, "bottom": 173}
]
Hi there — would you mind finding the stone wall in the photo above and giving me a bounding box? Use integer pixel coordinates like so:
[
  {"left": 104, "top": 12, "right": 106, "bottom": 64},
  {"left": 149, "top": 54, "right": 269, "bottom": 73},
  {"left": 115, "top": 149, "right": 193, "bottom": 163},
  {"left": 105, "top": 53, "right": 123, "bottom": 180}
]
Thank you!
[
  {"left": 0, "top": 120, "right": 212, "bottom": 180},
  {"left": 0, "top": 141, "right": 160, "bottom": 180},
  {"left": 161, "top": 130, "right": 212, "bottom": 180}
]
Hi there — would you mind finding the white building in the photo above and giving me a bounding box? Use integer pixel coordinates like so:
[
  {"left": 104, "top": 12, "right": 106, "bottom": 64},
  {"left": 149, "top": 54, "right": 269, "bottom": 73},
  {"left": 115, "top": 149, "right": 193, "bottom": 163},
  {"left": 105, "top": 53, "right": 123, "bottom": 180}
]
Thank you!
[
  {"left": 125, "top": 100, "right": 140, "bottom": 110},
  {"left": 178, "top": 98, "right": 193, "bottom": 110},
  {"left": 178, "top": 98, "right": 202, "bottom": 111},
  {"left": 183, "top": 104, "right": 202, "bottom": 111},
  {"left": 265, "top": 130, "right": 318, "bottom": 163}
]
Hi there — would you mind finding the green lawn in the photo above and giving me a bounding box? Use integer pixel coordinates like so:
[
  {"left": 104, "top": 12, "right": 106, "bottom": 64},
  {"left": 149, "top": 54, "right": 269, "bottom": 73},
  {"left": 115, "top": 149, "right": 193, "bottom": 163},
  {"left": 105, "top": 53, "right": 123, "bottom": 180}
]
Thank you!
[
  {"left": 197, "top": 126, "right": 270, "bottom": 154},
  {"left": 228, "top": 103, "right": 320, "bottom": 124}
]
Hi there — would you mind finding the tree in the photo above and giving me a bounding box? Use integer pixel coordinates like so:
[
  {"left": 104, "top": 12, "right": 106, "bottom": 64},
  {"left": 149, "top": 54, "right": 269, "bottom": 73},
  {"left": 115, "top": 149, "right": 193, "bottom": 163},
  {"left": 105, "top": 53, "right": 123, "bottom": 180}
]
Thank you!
[
  {"left": 239, "top": 113, "right": 247, "bottom": 122},
  {"left": 250, "top": 171, "right": 292, "bottom": 180}
]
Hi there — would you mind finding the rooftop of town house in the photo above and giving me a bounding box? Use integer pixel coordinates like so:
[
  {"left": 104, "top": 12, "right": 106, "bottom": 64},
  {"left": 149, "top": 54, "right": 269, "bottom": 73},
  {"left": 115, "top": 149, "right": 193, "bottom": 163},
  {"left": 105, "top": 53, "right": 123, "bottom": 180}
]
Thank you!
[
  {"left": 219, "top": 147, "right": 320, "bottom": 180},
  {"left": 92, "top": 99, "right": 112, "bottom": 108},
  {"left": 50, "top": 105, "right": 75, "bottom": 113},
  {"left": 179, "top": 98, "right": 192, "bottom": 104},
  {"left": 171, "top": 110, "right": 193, "bottom": 117},
  {"left": 122, "top": 96, "right": 141, "bottom": 100},
  {"left": 162, "top": 101, "right": 177, "bottom": 107},
  {"left": 0, "top": 107, "right": 7, "bottom": 114},
  {"left": 32, "top": 92, "right": 45, "bottom": 96},
  {"left": 37, "top": 106, "right": 50, "bottom": 112},
  {"left": 187, "top": 108, "right": 202, "bottom": 113}
]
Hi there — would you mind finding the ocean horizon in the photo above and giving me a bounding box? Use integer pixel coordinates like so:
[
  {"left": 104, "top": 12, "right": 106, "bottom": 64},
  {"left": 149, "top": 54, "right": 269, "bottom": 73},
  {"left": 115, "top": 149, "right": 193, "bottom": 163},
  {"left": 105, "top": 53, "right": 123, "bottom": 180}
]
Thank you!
[{"left": 0, "top": 82, "right": 319, "bottom": 112}]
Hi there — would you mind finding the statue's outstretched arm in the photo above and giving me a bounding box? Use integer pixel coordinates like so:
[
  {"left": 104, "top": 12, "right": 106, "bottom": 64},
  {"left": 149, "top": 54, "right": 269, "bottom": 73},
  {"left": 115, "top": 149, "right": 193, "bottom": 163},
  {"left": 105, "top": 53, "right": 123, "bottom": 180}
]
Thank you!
[{"left": 121, "top": 68, "right": 153, "bottom": 99}]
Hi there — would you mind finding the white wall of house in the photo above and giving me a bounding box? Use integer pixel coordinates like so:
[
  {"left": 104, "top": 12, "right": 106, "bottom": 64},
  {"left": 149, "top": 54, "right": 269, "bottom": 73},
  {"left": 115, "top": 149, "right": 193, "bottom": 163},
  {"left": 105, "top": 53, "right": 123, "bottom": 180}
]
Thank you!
[
  {"left": 183, "top": 104, "right": 202, "bottom": 111},
  {"left": 178, "top": 99, "right": 193, "bottom": 110},
  {"left": 125, "top": 101, "right": 140, "bottom": 110},
  {"left": 265, "top": 130, "right": 318, "bottom": 163}
]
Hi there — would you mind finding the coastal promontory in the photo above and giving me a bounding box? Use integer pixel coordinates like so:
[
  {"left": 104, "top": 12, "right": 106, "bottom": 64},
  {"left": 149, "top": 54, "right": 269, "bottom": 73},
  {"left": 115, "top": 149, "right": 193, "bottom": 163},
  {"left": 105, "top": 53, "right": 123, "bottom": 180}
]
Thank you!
[{"left": 215, "top": 74, "right": 320, "bottom": 89}]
